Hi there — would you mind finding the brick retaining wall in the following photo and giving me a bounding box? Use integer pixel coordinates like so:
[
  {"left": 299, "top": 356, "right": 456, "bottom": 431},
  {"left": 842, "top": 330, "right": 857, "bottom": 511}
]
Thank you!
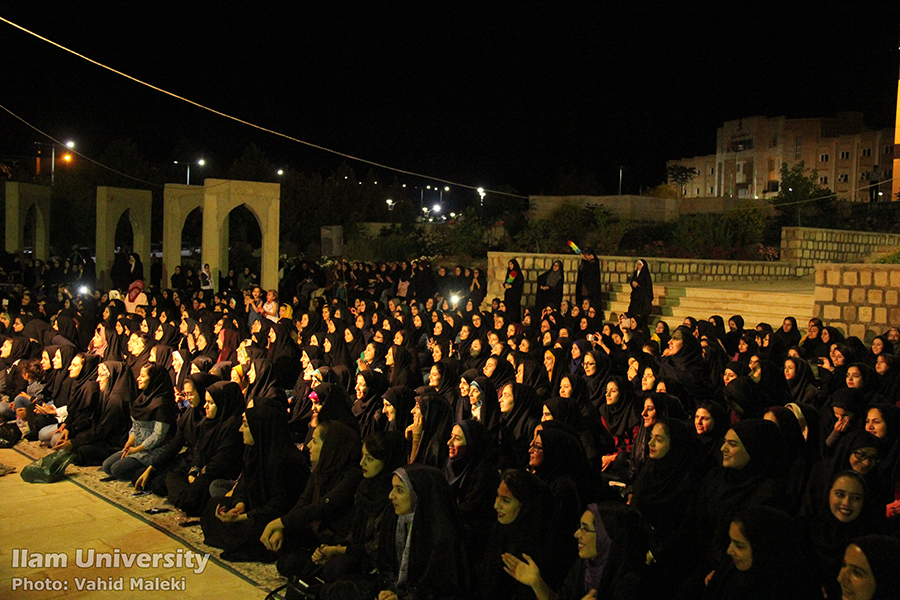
[{"left": 813, "top": 263, "right": 900, "bottom": 341}]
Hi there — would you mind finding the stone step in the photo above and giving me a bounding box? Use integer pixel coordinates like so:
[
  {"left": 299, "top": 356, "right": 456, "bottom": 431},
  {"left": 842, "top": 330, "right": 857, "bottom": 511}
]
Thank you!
[{"left": 602, "top": 282, "right": 815, "bottom": 329}]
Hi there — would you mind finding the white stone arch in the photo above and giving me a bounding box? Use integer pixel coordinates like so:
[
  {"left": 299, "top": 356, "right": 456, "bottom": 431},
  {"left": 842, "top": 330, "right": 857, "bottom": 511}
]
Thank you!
[
  {"left": 5, "top": 182, "right": 51, "bottom": 259},
  {"left": 162, "top": 183, "right": 204, "bottom": 288},
  {"left": 95, "top": 186, "right": 152, "bottom": 289},
  {"left": 200, "top": 179, "right": 280, "bottom": 291}
]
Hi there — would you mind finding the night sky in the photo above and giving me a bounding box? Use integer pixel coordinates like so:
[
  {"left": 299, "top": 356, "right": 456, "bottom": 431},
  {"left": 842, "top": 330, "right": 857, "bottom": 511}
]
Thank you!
[{"left": 1, "top": 3, "right": 898, "bottom": 198}]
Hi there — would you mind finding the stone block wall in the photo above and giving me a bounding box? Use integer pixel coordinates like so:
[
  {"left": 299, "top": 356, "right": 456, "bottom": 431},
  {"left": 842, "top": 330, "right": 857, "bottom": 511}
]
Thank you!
[
  {"left": 813, "top": 263, "right": 900, "bottom": 341},
  {"left": 781, "top": 227, "right": 900, "bottom": 275},
  {"left": 487, "top": 252, "right": 798, "bottom": 309}
]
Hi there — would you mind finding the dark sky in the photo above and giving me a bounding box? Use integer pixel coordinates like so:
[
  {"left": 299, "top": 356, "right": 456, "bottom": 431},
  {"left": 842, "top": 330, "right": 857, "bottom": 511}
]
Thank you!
[{"left": 1, "top": 3, "right": 898, "bottom": 196}]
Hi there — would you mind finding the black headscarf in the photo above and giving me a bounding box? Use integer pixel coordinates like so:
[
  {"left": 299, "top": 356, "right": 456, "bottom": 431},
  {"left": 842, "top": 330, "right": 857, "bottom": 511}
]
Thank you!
[
  {"left": 411, "top": 392, "right": 454, "bottom": 468},
  {"left": 352, "top": 369, "right": 389, "bottom": 437},
  {"left": 597, "top": 375, "right": 641, "bottom": 443},
  {"left": 194, "top": 380, "right": 245, "bottom": 470},
  {"left": 313, "top": 381, "right": 360, "bottom": 434},
  {"left": 131, "top": 363, "right": 177, "bottom": 424}
]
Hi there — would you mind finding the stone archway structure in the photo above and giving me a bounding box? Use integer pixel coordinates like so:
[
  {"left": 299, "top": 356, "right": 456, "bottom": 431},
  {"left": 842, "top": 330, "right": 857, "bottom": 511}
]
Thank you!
[
  {"left": 95, "top": 186, "right": 152, "bottom": 289},
  {"left": 162, "top": 183, "right": 204, "bottom": 289},
  {"left": 164, "top": 179, "right": 280, "bottom": 292},
  {"left": 5, "top": 182, "right": 51, "bottom": 259}
]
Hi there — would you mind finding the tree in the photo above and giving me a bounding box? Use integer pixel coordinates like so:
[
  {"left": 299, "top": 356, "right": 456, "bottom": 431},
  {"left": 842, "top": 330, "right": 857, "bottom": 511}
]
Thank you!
[
  {"left": 772, "top": 161, "right": 833, "bottom": 226},
  {"left": 666, "top": 164, "right": 698, "bottom": 199}
]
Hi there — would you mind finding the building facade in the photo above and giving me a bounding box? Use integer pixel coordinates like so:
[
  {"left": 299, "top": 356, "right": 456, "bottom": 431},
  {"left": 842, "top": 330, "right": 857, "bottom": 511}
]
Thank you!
[{"left": 668, "top": 112, "right": 895, "bottom": 202}]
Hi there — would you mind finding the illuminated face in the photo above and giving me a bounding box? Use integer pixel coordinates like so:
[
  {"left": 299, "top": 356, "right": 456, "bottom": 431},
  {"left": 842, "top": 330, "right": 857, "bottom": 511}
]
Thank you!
[
  {"left": 543, "top": 351, "right": 555, "bottom": 374},
  {"left": 846, "top": 366, "right": 863, "bottom": 389},
  {"left": 876, "top": 355, "right": 888, "bottom": 375},
  {"left": 871, "top": 338, "right": 884, "bottom": 355},
  {"left": 723, "top": 369, "right": 738, "bottom": 386},
  {"left": 137, "top": 365, "right": 151, "bottom": 390},
  {"left": 559, "top": 377, "right": 573, "bottom": 398},
  {"left": 605, "top": 381, "right": 619, "bottom": 405},
  {"left": 382, "top": 400, "right": 395, "bottom": 422},
  {"left": 68, "top": 355, "right": 84, "bottom": 379},
  {"left": 308, "top": 426, "right": 325, "bottom": 463},
  {"left": 41, "top": 351, "right": 52, "bottom": 371},
  {"left": 389, "top": 475, "right": 413, "bottom": 515},
  {"left": 355, "top": 374, "right": 368, "bottom": 400},
  {"left": 528, "top": 434, "right": 543, "bottom": 468},
  {"left": 648, "top": 423, "right": 670, "bottom": 459},
  {"left": 784, "top": 360, "right": 796, "bottom": 381},
  {"left": 726, "top": 522, "right": 752, "bottom": 572},
  {"left": 360, "top": 444, "right": 385, "bottom": 479},
  {"left": 240, "top": 413, "right": 253, "bottom": 445},
  {"left": 668, "top": 336, "right": 683, "bottom": 354},
  {"left": 483, "top": 358, "right": 497, "bottom": 378},
  {"left": 204, "top": 392, "right": 218, "bottom": 419},
  {"left": 494, "top": 481, "right": 522, "bottom": 525},
  {"left": 97, "top": 364, "right": 110, "bottom": 392},
  {"left": 641, "top": 398, "right": 657, "bottom": 429},
  {"left": 695, "top": 407, "right": 714, "bottom": 435},
  {"left": 541, "top": 405, "right": 553, "bottom": 422},
  {"left": 865, "top": 408, "right": 887, "bottom": 438},
  {"left": 849, "top": 447, "right": 879, "bottom": 475},
  {"left": 459, "top": 379, "right": 470, "bottom": 398},
  {"left": 829, "top": 475, "right": 864, "bottom": 523},
  {"left": 721, "top": 429, "right": 751, "bottom": 469},
  {"left": 641, "top": 367, "right": 656, "bottom": 391},
  {"left": 837, "top": 544, "right": 877, "bottom": 600},
  {"left": 447, "top": 425, "right": 466, "bottom": 459},
  {"left": 574, "top": 510, "right": 599, "bottom": 560},
  {"left": 582, "top": 355, "right": 596, "bottom": 377},
  {"left": 499, "top": 384, "right": 515, "bottom": 413}
]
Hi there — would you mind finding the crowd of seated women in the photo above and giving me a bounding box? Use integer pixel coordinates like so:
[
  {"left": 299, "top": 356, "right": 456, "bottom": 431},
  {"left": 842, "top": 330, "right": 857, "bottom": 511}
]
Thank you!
[{"left": 2, "top": 272, "right": 900, "bottom": 600}]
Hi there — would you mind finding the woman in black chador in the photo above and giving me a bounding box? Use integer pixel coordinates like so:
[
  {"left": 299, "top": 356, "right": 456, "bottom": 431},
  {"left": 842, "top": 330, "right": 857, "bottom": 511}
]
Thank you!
[
  {"left": 627, "top": 259, "right": 653, "bottom": 326},
  {"left": 503, "top": 259, "right": 525, "bottom": 322}
]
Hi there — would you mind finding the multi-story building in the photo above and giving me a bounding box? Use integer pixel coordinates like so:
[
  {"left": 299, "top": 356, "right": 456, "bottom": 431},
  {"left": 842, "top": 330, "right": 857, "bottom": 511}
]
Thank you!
[{"left": 668, "top": 112, "right": 895, "bottom": 202}]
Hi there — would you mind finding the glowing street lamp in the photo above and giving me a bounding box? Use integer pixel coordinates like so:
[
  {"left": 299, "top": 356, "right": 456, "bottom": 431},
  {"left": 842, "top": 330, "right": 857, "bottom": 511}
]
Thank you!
[
  {"left": 174, "top": 158, "right": 205, "bottom": 185},
  {"left": 35, "top": 139, "right": 76, "bottom": 184}
]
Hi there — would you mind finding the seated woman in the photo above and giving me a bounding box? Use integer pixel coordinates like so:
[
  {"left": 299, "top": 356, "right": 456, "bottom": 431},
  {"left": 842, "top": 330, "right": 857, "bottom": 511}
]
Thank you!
[
  {"left": 135, "top": 373, "right": 217, "bottom": 495},
  {"left": 369, "top": 465, "right": 467, "bottom": 600},
  {"left": 261, "top": 420, "right": 363, "bottom": 578},
  {"left": 693, "top": 419, "right": 786, "bottom": 570},
  {"left": 445, "top": 419, "right": 500, "bottom": 567},
  {"left": 480, "top": 469, "right": 560, "bottom": 600},
  {"left": 704, "top": 505, "right": 818, "bottom": 600},
  {"left": 311, "top": 431, "right": 407, "bottom": 580},
  {"left": 800, "top": 471, "right": 882, "bottom": 600},
  {"left": 406, "top": 392, "right": 454, "bottom": 468},
  {"left": 201, "top": 403, "right": 310, "bottom": 562},
  {"left": 102, "top": 363, "right": 177, "bottom": 482},
  {"left": 59, "top": 361, "right": 135, "bottom": 466},
  {"left": 501, "top": 502, "right": 642, "bottom": 600},
  {"left": 165, "top": 381, "right": 244, "bottom": 516},
  {"left": 498, "top": 382, "right": 541, "bottom": 470},
  {"left": 49, "top": 353, "right": 101, "bottom": 449},
  {"left": 837, "top": 535, "right": 900, "bottom": 600}
]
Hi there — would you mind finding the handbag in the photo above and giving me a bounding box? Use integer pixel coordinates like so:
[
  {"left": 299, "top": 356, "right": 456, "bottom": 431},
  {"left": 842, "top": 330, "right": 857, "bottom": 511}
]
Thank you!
[
  {"left": 0, "top": 421, "right": 22, "bottom": 448},
  {"left": 20, "top": 449, "right": 75, "bottom": 483}
]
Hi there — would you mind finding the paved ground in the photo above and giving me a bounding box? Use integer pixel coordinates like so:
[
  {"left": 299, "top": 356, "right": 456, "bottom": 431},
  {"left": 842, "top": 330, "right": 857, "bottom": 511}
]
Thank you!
[{"left": 0, "top": 449, "right": 272, "bottom": 600}]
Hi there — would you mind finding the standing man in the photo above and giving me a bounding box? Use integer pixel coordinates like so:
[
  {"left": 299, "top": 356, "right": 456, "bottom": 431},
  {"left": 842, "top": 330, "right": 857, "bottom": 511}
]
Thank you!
[{"left": 575, "top": 246, "right": 602, "bottom": 309}]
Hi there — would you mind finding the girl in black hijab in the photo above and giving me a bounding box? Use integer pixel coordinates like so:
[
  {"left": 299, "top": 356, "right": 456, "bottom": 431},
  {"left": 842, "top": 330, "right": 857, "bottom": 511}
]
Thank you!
[
  {"left": 262, "top": 420, "right": 363, "bottom": 578},
  {"left": 694, "top": 419, "right": 787, "bottom": 569},
  {"left": 136, "top": 372, "right": 219, "bottom": 496},
  {"left": 49, "top": 353, "right": 101, "bottom": 449},
  {"left": 244, "top": 357, "right": 285, "bottom": 408},
  {"left": 201, "top": 403, "right": 310, "bottom": 563},
  {"left": 444, "top": 419, "right": 500, "bottom": 565},
  {"left": 626, "top": 259, "right": 653, "bottom": 326},
  {"left": 166, "top": 381, "right": 245, "bottom": 516},
  {"left": 503, "top": 259, "right": 525, "bottom": 322},
  {"left": 102, "top": 363, "right": 177, "bottom": 482},
  {"left": 352, "top": 369, "right": 389, "bottom": 438},
  {"left": 704, "top": 505, "right": 819, "bottom": 600},
  {"left": 382, "top": 386, "right": 417, "bottom": 434},
  {"left": 310, "top": 430, "right": 408, "bottom": 581},
  {"left": 535, "top": 260, "right": 564, "bottom": 312},
  {"left": 408, "top": 391, "right": 454, "bottom": 468},
  {"left": 63, "top": 360, "right": 135, "bottom": 466},
  {"left": 468, "top": 376, "right": 502, "bottom": 442},
  {"left": 784, "top": 356, "right": 820, "bottom": 405},
  {"left": 498, "top": 382, "right": 541, "bottom": 470},
  {"left": 632, "top": 419, "right": 704, "bottom": 594},
  {"left": 597, "top": 375, "right": 641, "bottom": 479},
  {"left": 388, "top": 344, "right": 420, "bottom": 389}
]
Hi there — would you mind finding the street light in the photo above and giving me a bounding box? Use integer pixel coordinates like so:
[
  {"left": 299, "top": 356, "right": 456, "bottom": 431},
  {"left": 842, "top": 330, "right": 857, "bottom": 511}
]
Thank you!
[
  {"left": 173, "top": 158, "right": 205, "bottom": 185},
  {"left": 34, "top": 140, "right": 76, "bottom": 184}
]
